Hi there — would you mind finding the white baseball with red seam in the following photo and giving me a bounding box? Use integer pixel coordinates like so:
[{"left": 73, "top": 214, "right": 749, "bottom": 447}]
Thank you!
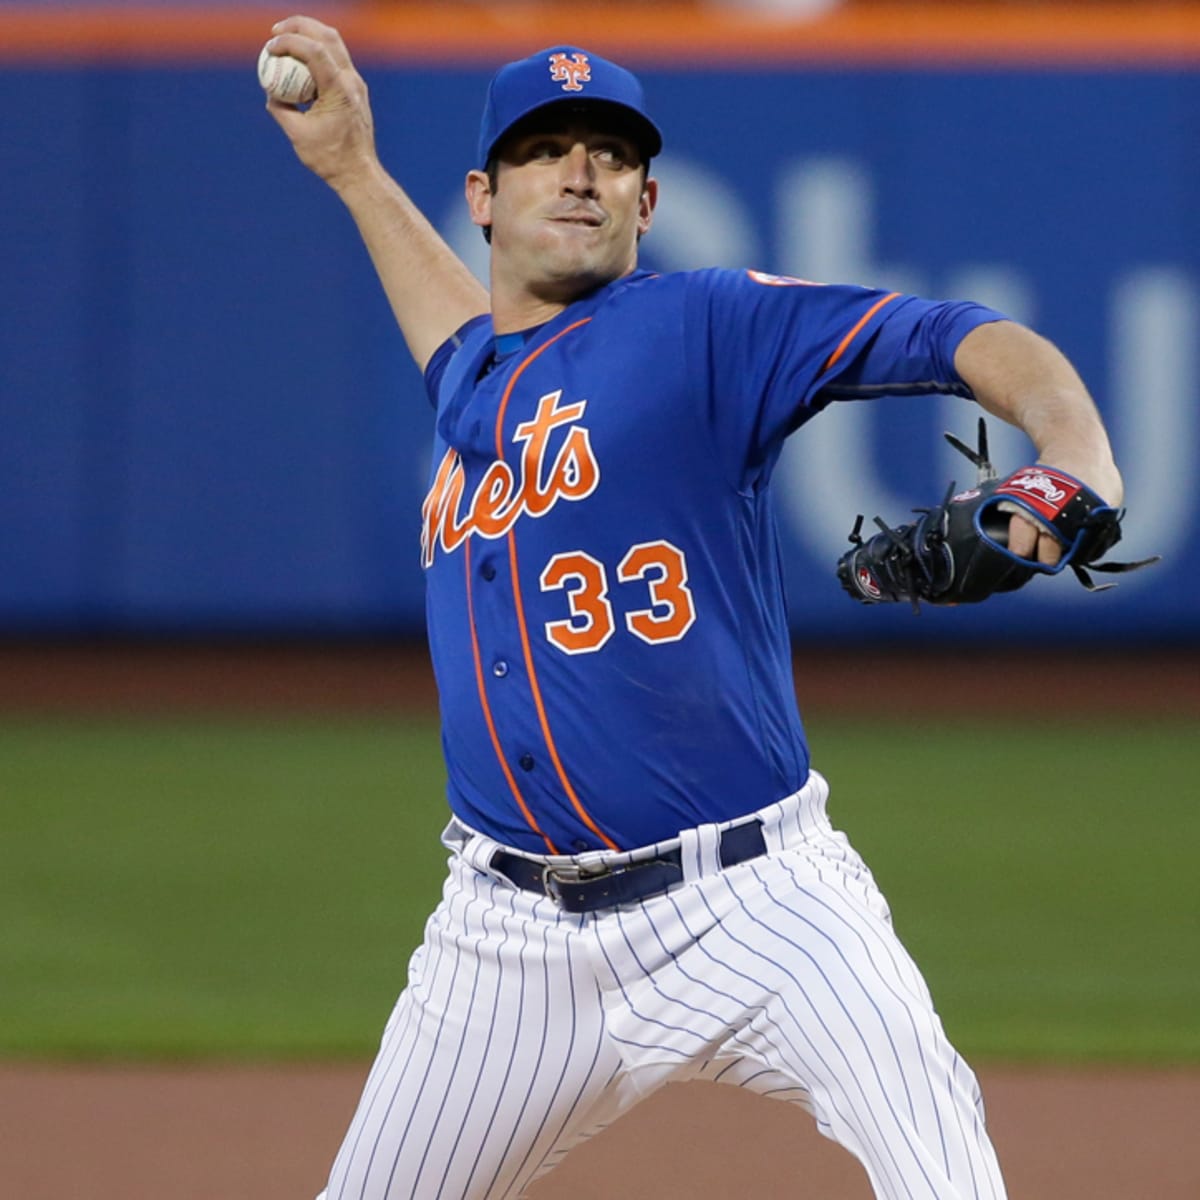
[{"left": 257, "top": 43, "right": 316, "bottom": 105}]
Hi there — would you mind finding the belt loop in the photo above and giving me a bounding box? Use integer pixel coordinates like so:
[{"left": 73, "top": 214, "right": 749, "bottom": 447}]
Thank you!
[
  {"left": 679, "top": 822, "right": 722, "bottom": 883},
  {"left": 758, "top": 770, "right": 831, "bottom": 854},
  {"left": 800, "top": 769, "right": 831, "bottom": 836},
  {"left": 440, "top": 818, "right": 470, "bottom": 854},
  {"left": 460, "top": 828, "right": 506, "bottom": 876}
]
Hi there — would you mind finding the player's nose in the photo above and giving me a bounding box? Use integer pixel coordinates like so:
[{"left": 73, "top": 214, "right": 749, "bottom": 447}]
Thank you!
[{"left": 559, "top": 142, "right": 597, "bottom": 196}]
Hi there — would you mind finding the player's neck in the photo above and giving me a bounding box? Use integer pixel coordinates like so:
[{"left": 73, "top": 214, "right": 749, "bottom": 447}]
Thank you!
[
  {"left": 490, "top": 293, "right": 573, "bottom": 336},
  {"left": 489, "top": 265, "right": 635, "bottom": 334}
]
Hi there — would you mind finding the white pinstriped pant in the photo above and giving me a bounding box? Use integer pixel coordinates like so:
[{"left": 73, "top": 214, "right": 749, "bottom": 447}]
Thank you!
[{"left": 318, "top": 771, "right": 1007, "bottom": 1200}]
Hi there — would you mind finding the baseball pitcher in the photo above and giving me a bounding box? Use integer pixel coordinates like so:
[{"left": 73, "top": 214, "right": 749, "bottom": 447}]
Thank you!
[{"left": 264, "top": 16, "right": 1132, "bottom": 1199}]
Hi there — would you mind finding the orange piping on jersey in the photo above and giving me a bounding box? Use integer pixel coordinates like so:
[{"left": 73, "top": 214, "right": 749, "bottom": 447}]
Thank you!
[
  {"left": 822, "top": 292, "right": 901, "bottom": 374},
  {"left": 492, "top": 320, "right": 621, "bottom": 853},
  {"left": 465, "top": 538, "right": 559, "bottom": 854},
  {"left": 491, "top": 321, "right": 593, "bottom": 459}
]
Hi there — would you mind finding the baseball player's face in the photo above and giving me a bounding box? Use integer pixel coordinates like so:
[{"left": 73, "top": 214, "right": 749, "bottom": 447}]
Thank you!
[{"left": 467, "top": 116, "right": 657, "bottom": 307}]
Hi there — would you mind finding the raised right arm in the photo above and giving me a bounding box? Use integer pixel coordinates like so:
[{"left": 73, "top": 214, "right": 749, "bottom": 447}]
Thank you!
[{"left": 264, "top": 16, "right": 489, "bottom": 372}]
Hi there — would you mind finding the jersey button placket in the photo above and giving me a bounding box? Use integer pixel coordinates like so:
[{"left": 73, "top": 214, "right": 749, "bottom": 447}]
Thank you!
[{"left": 473, "top": 544, "right": 537, "bottom": 800}]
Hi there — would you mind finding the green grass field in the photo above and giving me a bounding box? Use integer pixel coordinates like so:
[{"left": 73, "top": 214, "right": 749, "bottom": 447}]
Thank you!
[{"left": 2, "top": 713, "right": 1197, "bottom": 1063}]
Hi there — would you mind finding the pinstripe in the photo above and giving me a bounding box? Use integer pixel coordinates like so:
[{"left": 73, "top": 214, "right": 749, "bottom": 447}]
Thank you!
[
  {"left": 425, "top": 883, "right": 517, "bottom": 1198},
  {"left": 660, "top": 882, "right": 883, "bottom": 1162},
  {"left": 358, "top": 873, "right": 486, "bottom": 1198},
  {"left": 385, "top": 871, "right": 496, "bottom": 1193},
  {"left": 648, "top": 902, "right": 854, "bottom": 1123},
  {"left": 701, "top": 870, "right": 925, "bottom": 1198},
  {"left": 952, "top": 1053, "right": 1000, "bottom": 1200},
  {"left": 772, "top": 854, "right": 955, "bottom": 1177},
  {"left": 641, "top": 891, "right": 839, "bottom": 1077},
  {"left": 324, "top": 859, "right": 630, "bottom": 1200},
  {"left": 474, "top": 890, "right": 606, "bottom": 1200},
  {"left": 328, "top": 993, "right": 419, "bottom": 1193},
  {"left": 751, "top": 866, "right": 922, "bottom": 1125},
  {"left": 609, "top": 905, "right": 738, "bottom": 1043},
  {"left": 497, "top": 1013, "right": 620, "bottom": 1198},
  {"left": 477, "top": 895, "right": 605, "bottom": 1198},
  {"left": 328, "top": 875, "right": 481, "bottom": 1199},
  {"left": 685, "top": 799, "right": 993, "bottom": 1197},
  {"left": 657, "top": 880, "right": 878, "bottom": 1151},
  {"left": 320, "top": 782, "right": 1004, "bottom": 1200},
  {"left": 453, "top": 885, "right": 532, "bottom": 1199},
  {"left": 330, "top": 868, "right": 485, "bottom": 1198},
  {"left": 489, "top": 934, "right": 590, "bottom": 1196},
  {"left": 769, "top": 852, "right": 1001, "bottom": 1199},
  {"left": 729, "top": 875, "right": 938, "bottom": 1197}
]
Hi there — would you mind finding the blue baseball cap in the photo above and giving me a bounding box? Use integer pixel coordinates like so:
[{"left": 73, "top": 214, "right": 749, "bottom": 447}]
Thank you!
[{"left": 477, "top": 46, "right": 663, "bottom": 169}]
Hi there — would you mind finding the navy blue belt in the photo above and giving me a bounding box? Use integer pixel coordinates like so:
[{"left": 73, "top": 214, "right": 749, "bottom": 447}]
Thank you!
[{"left": 489, "top": 819, "right": 767, "bottom": 914}]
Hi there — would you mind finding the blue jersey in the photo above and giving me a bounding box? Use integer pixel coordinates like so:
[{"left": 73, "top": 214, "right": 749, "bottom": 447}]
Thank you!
[{"left": 421, "top": 267, "right": 1002, "bottom": 854}]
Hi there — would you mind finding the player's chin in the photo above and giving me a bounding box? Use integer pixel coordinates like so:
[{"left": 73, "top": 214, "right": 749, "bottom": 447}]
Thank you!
[
  {"left": 538, "top": 244, "right": 615, "bottom": 287},
  {"left": 543, "top": 234, "right": 635, "bottom": 283},
  {"left": 540, "top": 222, "right": 605, "bottom": 260}
]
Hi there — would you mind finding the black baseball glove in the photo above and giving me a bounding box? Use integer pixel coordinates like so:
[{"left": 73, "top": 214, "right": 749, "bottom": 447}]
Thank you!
[{"left": 836, "top": 419, "right": 1158, "bottom": 611}]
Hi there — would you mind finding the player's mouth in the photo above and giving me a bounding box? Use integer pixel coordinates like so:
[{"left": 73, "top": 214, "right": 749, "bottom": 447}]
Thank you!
[{"left": 548, "top": 206, "right": 605, "bottom": 228}]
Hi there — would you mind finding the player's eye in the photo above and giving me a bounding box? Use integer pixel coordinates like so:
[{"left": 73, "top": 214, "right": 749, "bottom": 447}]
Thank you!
[
  {"left": 593, "top": 141, "right": 634, "bottom": 167},
  {"left": 526, "top": 139, "right": 565, "bottom": 161}
]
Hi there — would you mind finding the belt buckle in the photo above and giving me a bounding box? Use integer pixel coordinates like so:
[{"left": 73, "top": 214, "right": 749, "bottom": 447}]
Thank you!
[{"left": 542, "top": 861, "right": 610, "bottom": 904}]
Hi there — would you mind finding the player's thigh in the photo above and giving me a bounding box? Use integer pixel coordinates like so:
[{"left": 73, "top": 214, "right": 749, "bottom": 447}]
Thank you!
[
  {"left": 708, "top": 853, "right": 1001, "bottom": 1198},
  {"left": 712, "top": 851, "right": 958, "bottom": 1097},
  {"left": 322, "top": 862, "right": 620, "bottom": 1200}
]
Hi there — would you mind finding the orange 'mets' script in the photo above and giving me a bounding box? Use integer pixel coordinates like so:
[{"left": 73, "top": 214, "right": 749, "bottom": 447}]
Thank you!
[{"left": 421, "top": 390, "right": 600, "bottom": 567}]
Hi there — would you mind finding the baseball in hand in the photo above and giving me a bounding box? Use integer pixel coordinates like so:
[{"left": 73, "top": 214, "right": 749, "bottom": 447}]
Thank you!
[{"left": 257, "top": 43, "right": 317, "bottom": 105}]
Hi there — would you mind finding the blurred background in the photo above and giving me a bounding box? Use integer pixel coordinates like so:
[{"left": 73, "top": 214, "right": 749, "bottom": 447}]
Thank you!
[
  {"left": 2, "top": 0, "right": 1196, "bottom": 645},
  {"left": 2, "top": 5, "right": 1198, "bottom": 1197}
]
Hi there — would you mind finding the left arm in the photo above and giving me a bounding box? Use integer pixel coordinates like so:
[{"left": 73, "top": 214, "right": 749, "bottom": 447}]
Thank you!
[{"left": 954, "top": 320, "right": 1123, "bottom": 564}]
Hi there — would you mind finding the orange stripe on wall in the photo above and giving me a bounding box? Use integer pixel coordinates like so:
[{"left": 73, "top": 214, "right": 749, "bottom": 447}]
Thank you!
[{"left": 3, "top": 4, "right": 1200, "bottom": 66}]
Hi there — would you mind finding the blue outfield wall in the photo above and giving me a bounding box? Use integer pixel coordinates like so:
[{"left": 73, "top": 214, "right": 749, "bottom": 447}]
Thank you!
[{"left": 1, "top": 62, "right": 1196, "bottom": 640}]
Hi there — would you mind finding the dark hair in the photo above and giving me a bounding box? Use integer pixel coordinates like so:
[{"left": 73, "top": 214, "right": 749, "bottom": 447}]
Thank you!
[{"left": 482, "top": 157, "right": 500, "bottom": 245}]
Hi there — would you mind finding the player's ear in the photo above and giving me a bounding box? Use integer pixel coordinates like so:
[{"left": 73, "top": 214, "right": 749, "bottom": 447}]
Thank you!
[
  {"left": 466, "top": 169, "right": 493, "bottom": 230},
  {"left": 637, "top": 176, "right": 658, "bottom": 237}
]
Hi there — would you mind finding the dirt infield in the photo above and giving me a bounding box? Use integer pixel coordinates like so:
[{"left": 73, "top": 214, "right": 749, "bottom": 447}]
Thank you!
[
  {"left": 2, "top": 1062, "right": 1198, "bottom": 1199},
  {"left": 3, "top": 640, "right": 1198, "bottom": 1198},
  {"left": 2, "top": 638, "right": 1198, "bottom": 716}
]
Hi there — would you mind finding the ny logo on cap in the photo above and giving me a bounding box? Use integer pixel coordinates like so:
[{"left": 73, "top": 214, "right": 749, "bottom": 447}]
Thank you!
[{"left": 548, "top": 52, "right": 591, "bottom": 92}]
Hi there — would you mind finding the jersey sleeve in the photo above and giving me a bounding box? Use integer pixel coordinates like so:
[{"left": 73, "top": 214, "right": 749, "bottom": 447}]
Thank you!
[
  {"left": 423, "top": 314, "right": 491, "bottom": 407},
  {"left": 683, "top": 268, "right": 1007, "bottom": 490},
  {"left": 818, "top": 296, "right": 1007, "bottom": 401}
]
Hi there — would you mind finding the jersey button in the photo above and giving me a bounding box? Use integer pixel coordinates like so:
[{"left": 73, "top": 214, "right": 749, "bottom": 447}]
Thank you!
[
  {"left": 492, "top": 660, "right": 509, "bottom": 678},
  {"left": 480, "top": 561, "right": 497, "bottom": 581},
  {"left": 519, "top": 753, "right": 535, "bottom": 771}
]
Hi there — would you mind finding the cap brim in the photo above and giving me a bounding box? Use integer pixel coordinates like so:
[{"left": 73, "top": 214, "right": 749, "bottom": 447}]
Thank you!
[{"left": 483, "top": 97, "right": 662, "bottom": 167}]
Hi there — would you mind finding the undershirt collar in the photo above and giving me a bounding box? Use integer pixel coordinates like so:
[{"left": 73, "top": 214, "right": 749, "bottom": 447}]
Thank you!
[
  {"left": 494, "top": 324, "right": 545, "bottom": 359},
  {"left": 478, "top": 323, "right": 548, "bottom": 380}
]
